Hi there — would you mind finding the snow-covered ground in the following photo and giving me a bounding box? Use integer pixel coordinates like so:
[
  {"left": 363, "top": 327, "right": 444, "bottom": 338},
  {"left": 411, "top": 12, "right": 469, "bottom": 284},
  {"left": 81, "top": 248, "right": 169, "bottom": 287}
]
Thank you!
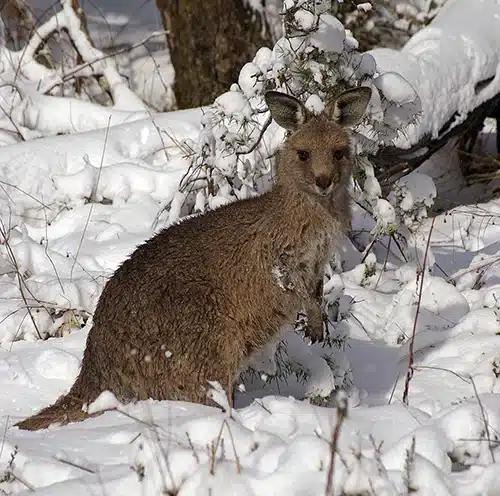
[{"left": 0, "top": 0, "right": 499, "bottom": 494}]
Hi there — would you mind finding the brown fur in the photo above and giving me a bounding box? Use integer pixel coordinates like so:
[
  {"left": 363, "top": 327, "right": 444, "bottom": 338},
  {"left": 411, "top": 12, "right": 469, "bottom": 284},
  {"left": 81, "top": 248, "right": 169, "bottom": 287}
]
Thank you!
[{"left": 16, "top": 88, "right": 371, "bottom": 430}]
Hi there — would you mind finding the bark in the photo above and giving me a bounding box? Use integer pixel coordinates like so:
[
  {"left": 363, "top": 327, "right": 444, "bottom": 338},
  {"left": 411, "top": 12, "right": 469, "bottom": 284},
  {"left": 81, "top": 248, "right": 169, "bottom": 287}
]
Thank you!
[{"left": 156, "top": 0, "right": 273, "bottom": 109}]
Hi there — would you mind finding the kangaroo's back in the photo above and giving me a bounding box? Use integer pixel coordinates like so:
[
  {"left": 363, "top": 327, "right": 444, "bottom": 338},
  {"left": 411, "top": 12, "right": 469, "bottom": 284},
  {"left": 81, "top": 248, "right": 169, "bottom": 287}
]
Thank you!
[{"left": 16, "top": 86, "right": 372, "bottom": 430}]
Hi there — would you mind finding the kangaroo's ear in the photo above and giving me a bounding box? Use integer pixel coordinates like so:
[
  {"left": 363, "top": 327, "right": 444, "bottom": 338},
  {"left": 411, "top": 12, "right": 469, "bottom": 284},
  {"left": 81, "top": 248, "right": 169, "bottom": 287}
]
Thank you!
[
  {"left": 325, "top": 87, "right": 372, "bottom": 128},
  {"left": 265, "top": 91, "right": 308, "bottom": 131}
]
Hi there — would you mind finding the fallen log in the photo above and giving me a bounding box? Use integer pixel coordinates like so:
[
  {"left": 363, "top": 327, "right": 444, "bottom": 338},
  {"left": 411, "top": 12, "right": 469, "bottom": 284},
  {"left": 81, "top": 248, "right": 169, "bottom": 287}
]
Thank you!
[{"left": 368, "top": 0, "right": 500, "bottom": 181}]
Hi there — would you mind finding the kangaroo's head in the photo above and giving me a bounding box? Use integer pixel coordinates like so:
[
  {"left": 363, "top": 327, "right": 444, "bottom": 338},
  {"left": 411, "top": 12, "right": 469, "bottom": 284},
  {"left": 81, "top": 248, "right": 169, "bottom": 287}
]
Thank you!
[{"left": 265, "top": 87, "right": 371, "bottom": 199}]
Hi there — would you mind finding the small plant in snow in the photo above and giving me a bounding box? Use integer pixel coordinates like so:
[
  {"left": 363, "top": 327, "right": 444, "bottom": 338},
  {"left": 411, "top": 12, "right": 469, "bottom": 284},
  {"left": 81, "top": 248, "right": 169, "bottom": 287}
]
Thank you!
[
  {"left": 0, "top": 446, "right": 17, "bottom": 486},
  {"left": 403, "top": 436, "right": 417, "bottom": 493},
  {"left": 389, "top": 172, "right": 437, "bottom": 232}
]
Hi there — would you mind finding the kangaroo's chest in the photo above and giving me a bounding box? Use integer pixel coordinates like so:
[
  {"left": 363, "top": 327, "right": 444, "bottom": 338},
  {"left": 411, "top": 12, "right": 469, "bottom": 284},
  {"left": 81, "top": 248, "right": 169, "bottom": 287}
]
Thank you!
[
  {"left": 300, "top": 228, "right": 335, "bottom": 278},
  {"left": 272, "top": 219, "right": 337, "bottom": 293}
]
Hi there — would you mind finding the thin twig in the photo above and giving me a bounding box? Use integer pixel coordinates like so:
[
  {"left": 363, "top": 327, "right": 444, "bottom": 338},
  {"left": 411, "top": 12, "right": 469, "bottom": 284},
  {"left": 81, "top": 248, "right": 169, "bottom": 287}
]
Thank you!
[
  {"left": 360, "top": 235, "right": 377, "bottom": 264},
  {"left": 402, "top": 217, "right": 435, "bottom": 405},
  {"left": 8, "top": 471, "right": 35, "bottom": 492},
  {"left": 223, "top": 420, "right": 242, "bottom": 474},
  {"left": 0, "top": 98, "right": 26, "bottom": 141},
  {"left": 41, "top": 204, "right": 64, "bottom": 293},
  {"left": 186, "top": 432, "right": 200, "bottom": 463},
  {"left": 0, "top": 220, "right": 43, "bottom": 339},
  {"left": 235, "top": 116, "right": 272, "bottom": 156},
  {"left": 470, "top": 375, "right": 496, "bottom": 463},
  {"left": 0, "top": 179, "right": 51, "bottom": 208},
  {"left": 388, "top": 372, "right": 400, "bottom": 405},
  {"left": 413, "top": 365, "right": 471, "bottom": 384},
  {"left": 374, "top": 235, "right": 392, "bottom": 290},
  {"left": 325, "top": 391, "right": 348, "bottom": 496},
  {"left": 0, "top": 415, "right": 9, "bottom": 462},
  {"left": 54, "top": 456, "right": 96, "bottom": 473},
  {"left": 69, "top": 115, "right": 111, "bottom": 280}
]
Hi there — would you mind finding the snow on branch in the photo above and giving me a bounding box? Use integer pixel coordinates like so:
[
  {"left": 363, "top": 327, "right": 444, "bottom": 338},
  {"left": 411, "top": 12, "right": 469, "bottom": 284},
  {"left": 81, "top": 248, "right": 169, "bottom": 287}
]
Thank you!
[{"left": 369, "top": 0, "right": 500, "bottom": 149}]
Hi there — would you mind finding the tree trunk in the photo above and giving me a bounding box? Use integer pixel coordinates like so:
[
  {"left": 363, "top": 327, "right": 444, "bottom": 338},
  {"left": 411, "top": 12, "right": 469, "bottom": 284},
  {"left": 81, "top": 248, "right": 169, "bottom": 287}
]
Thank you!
[{"left": 156, "top": 0, "right": 273, "bottom": 109}]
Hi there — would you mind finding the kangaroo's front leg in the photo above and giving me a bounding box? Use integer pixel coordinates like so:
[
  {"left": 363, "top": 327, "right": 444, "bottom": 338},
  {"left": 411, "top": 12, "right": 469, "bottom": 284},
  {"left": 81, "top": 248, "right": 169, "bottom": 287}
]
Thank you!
[
  {"left": 301, "top": 268, "right": 327, "bottom": 343},
  {"left": 275, "top": 251, "right": 326, "bottom": 343},
  {"left": 299, "top": 299, "right": 324, "bottom": 343}
]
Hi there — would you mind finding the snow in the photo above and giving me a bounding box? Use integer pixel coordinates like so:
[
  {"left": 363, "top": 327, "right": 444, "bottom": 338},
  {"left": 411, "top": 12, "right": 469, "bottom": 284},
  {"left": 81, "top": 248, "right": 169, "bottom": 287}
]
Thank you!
[
  {"left": 215, "top": 91, "right": 253, "bottom": 121},
  {"left": 0, "top": 0, "right": 499, "bottom": 494},
  {"left": 305, "top": 94, "right": 325, "bottom": 114},
  {"left": 86, "top": 391, "right": 121, "bottom": 415},
  {"left": 372, "top": 72, "right": 418, "bottom": 106},
  {"left": 373, "top": 198, "right": 397, "bottom": 230},
  {"left": 308, "top": 13, "right": 346, "bottom": 53},
  {"left": 357, "top": 3, "right": 373, "bottom": 13},
  {"left": 238, "top": 62, "right": 265, "bottom": 98},
  {"left": 393, "top": 172, "right": 437, "bottom": 212}
]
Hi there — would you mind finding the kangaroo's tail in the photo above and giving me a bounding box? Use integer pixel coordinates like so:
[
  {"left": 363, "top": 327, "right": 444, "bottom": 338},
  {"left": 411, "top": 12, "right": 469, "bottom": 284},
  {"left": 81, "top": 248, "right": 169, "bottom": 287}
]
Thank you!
[
  {"left": 15, "top": 394, "right": 91, "bottom": 431},
  {"left": 15, "top": 360, "right": 104, "bottom": 431}
]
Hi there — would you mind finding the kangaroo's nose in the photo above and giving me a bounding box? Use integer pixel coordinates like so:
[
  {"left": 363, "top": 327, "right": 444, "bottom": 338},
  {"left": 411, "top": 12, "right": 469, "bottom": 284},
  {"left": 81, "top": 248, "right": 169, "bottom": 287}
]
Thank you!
[{"left": 315, "top": 175, "right": 332, "bottom": 190}]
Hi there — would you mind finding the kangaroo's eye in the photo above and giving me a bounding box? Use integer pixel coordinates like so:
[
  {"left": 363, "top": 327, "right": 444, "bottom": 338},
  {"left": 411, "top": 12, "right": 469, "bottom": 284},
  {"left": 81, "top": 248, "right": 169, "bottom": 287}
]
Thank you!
[
  {"left": 297, "top": 150, "right": 309, "bottom": 161},
  {"left": 333, "top": 149, "right": 344, "bottom": 160}
]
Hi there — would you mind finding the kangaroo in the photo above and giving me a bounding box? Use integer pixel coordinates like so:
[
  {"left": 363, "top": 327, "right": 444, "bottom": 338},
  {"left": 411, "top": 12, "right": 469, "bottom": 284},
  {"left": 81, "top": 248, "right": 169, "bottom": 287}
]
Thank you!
[{"left": 16, "top": 86, "right": 371, "bottom": 430}]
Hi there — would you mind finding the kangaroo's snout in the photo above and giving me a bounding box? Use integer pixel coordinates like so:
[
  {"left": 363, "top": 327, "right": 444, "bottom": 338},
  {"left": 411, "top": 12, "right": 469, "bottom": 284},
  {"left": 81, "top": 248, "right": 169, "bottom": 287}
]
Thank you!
[{"left": 314, "top": 174, "right": 333, "bottom": 194}]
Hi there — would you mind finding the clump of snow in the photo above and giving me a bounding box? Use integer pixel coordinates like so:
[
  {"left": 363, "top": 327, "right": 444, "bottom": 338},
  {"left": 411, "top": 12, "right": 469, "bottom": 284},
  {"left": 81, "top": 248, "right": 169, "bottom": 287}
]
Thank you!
[
  {"left": 294, "top": 9, "right": 315, "bottom": 31},
  {"left": 373, "top": 71, "right": 418, "bottom": 105},
  {"left": 308, "top": 13, "right": 346, "bottom": 53},
  {"left": 238, "top": 62, "right": 264, "bottom": 98},
  {"left": 357, "top": 3, "right": 372, "bottom": 13},
  {"left": 373, "top": 198, "right": 397, "bottom": 232},
  {"left": 394, "top": 172, "right": 436, "bottom": 211},
  {"left": 215, "top": 91, "right": 253, "bottom": 122},
  {"left": 305, "top": 94, "right": 325, "bottom": 114},
  {"left": 363, "top": 175, "right": 382, "bottom": 198},
  {"left": 35, "top": 349, "right": 81, "bottom": 381},
  {"left": 437, "top": 398, "right": 500, "bottom": 466},
  {"left": 86, "top": 390, "right": 121, "bottom": 415},
  {"left": 383, "top": 275, "right": 470, "bottom": 345},
  {"left": 389, "top": 171, "right": 437, "bottom": 230}
]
